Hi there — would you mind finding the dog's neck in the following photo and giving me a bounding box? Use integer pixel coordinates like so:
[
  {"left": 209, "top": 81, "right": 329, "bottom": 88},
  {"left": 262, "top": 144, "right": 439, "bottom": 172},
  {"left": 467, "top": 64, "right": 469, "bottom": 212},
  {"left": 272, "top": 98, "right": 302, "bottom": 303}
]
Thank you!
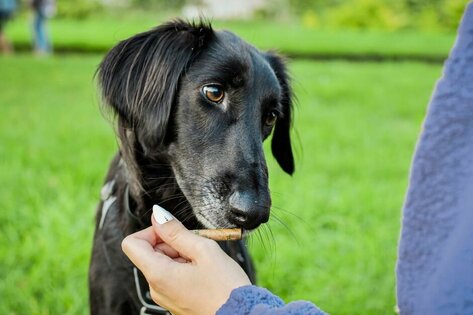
[{"left": 118, "top": 149, "right": 202, "bottom": 231}]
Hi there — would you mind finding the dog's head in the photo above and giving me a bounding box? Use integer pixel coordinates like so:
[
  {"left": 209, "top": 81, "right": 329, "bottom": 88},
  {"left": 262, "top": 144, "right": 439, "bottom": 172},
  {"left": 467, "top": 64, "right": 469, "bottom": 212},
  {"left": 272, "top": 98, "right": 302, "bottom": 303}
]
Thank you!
[{"left": 98, "top": 20, "right": 294, "bottom": 230}]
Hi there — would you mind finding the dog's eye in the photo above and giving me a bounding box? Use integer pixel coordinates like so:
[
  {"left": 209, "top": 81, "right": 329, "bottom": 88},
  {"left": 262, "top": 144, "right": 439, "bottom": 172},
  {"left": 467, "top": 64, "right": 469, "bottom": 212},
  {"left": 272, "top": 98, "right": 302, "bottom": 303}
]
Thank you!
[
  {"left": 265, "top": 110, "right": 278, "bottom": 126},
  {"left": 202, "top": 85, "right": 224, "bottom": 103}
]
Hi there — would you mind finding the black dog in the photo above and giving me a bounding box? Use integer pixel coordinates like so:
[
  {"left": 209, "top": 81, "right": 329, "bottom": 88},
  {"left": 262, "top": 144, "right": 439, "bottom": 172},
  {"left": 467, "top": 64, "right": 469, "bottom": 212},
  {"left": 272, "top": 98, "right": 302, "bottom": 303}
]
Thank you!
[{"left": 89, "top": 19, "right": 294, "bottom": 315}]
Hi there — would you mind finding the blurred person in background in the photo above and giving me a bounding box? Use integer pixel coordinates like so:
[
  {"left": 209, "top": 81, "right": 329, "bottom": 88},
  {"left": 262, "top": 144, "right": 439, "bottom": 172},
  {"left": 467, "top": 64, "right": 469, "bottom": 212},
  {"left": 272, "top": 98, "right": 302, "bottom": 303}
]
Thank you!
[
  {"left": 0, "top": 0, "right": 16, "bottom": 54},
  {"left": 30, "top": 0, "right": 55, "bottom": 55}
]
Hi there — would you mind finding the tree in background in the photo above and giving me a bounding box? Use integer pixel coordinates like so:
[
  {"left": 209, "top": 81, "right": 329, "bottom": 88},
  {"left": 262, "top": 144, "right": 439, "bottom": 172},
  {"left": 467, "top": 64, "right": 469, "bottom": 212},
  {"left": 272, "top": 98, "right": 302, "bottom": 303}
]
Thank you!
[{"left": 288, "top": 0, "right": 468, "bottom": 31}]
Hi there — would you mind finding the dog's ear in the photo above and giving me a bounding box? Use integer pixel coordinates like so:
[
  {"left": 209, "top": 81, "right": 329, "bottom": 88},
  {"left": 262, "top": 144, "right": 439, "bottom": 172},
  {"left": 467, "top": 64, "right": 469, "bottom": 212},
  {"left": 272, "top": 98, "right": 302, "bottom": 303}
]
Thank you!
[
  {"left": 98, "top": 20, "right": 214, "bottom": 152},
  {"left": 265, "top": 52, "right": 295, "bottom": 175}
]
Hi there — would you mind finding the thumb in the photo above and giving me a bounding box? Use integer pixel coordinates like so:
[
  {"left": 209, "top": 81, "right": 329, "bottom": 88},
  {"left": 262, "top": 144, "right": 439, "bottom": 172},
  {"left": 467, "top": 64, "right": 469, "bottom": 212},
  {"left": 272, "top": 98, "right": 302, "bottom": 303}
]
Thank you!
[{"left": 152, "top": 205, "right": 208, "bottom": 258}]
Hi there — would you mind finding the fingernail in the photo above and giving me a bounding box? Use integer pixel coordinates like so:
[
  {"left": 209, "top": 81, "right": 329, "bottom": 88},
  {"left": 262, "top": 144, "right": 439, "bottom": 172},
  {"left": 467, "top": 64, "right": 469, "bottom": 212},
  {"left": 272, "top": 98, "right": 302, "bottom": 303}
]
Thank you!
[{"left": 153, "top": 204, "right": 175, "bottom": 224}]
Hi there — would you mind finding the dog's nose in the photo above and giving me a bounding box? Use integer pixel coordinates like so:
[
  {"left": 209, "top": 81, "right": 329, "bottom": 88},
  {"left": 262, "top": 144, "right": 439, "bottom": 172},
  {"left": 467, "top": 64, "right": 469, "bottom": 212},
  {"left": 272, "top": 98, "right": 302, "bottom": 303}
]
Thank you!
[{"left": 228, "top": 191, "right": 270, "bottom": 230}]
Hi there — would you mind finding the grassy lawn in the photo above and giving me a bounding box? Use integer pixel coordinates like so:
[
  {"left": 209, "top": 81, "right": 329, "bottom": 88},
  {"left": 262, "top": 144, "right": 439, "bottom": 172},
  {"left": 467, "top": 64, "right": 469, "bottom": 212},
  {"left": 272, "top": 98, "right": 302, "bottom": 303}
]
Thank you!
[
  {"left": 6, "top": 14, "right": 455, "bottom": 59},
  {"left": 0, "top": 54, "right": 441, "bottom": 314}
]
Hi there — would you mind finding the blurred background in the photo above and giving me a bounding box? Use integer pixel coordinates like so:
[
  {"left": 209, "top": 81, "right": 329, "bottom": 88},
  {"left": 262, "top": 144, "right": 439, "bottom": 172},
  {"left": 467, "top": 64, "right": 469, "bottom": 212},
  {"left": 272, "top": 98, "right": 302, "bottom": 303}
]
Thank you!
[{"left": 0, "top": 0, "right": 469, "bottom": 314}]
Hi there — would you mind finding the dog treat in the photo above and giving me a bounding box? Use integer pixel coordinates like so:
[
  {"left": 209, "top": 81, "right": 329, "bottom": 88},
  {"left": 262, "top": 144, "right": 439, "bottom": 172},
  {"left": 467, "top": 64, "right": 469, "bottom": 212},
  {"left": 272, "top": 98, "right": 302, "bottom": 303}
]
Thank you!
[{"left": 191, "top": 228, "right": 242, "bottom": 241}]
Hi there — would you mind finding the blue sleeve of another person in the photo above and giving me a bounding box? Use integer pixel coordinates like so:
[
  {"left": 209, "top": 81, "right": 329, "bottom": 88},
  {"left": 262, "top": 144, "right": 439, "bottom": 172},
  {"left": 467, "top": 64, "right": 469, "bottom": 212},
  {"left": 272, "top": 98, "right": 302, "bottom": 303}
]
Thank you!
[
  {"left": 396, "top": 3, "right": 473, "bottom": 315},
  {"left": 217, "top": 285, "right": 327, "bottom": 315}
]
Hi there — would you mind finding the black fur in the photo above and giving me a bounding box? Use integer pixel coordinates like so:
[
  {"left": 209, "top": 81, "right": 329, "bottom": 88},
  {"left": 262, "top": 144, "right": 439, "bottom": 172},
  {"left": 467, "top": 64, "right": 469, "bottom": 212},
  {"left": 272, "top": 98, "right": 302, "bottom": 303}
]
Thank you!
[{"left": 89, "top": 19, "right": 294, "bottom": 314}]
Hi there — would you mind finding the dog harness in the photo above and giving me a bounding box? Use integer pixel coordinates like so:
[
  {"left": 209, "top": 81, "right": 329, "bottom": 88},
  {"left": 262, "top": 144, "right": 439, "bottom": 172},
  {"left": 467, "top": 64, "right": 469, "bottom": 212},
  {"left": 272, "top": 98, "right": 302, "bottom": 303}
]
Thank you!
[
  {"left": 99, "top": 180, "right": 170, "bottom": 315},
  {"left": 133, "top": 267, "right": 170, "bottom": 315}
]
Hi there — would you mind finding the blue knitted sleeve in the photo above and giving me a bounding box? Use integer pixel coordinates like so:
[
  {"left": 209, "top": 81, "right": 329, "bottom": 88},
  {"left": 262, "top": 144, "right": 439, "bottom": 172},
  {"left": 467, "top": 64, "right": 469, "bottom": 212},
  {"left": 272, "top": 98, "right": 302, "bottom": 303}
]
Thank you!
[
  {"left": 396, "top": 3, "right": 473, "bottom": 314},
  {"left": 216, "top": 285, "right": 327, "bottom": 315}
]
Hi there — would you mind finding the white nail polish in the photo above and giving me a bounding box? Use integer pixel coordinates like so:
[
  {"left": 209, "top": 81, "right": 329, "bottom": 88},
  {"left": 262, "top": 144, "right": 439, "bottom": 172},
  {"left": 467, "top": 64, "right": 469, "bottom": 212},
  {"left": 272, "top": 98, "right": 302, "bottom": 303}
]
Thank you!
[{"left": 153, "top": 204, "right": 175, "bottom": 224}]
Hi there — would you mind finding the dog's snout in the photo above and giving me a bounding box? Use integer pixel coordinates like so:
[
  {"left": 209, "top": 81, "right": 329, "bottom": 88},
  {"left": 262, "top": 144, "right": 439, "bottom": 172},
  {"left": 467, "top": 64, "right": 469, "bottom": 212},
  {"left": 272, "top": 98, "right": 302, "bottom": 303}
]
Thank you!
[{"left": 228, "top": 191, "right": 270, "bottom": 230}]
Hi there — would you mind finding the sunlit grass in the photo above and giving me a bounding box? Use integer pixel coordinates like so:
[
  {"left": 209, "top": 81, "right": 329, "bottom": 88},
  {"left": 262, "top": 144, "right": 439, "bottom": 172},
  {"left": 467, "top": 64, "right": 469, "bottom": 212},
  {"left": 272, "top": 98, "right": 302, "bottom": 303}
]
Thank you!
[{"left": 6, "top": 15, "right": 455, "bottom": 59}]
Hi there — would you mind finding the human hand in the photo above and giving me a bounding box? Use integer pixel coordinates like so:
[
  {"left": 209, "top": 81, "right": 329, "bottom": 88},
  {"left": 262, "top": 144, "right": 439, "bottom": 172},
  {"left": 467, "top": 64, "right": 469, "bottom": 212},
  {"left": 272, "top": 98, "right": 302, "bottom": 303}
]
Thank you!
[{"left": 121, "top": 206, "right": 251, "bottom": 315}]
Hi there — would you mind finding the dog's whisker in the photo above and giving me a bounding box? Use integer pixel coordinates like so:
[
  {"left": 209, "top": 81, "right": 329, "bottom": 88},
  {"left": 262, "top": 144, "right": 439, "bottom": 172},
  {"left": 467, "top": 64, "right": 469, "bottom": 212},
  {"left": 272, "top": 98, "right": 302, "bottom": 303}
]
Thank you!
[
  {"left": 140, "top": 207, "right": 153, "bottom": 218},
  {"left": 265, "top": 223, "right": 277, "bottom": 251},
  {"left": 173, "top": 204, "right": 193, "bottom": 216},
  {"left": 143, "top": 174, "right": 176, "bottom": 180},
  {"left": 171, "top": 198, "right": 195, "bottom": 214},
  {"left": 269, "top": 213, "right": 300, "bottom": 245},
  {"left": 156, "top": 194, "right": 187, "bottom": 204},
  {"left": 270, "top": 205, "right": 305, "bottom": 223},
  {"left": 268, "top": 190, "right": 285, "bottom": 197},
  {"left": 259, "top": 224, "right": 272, "bottom": 257},
  {"left": 255, "top": 228, "right": 268, "bottom": 254},
  {"left": 144, "top": 179, "right": 177, "bottom": 185},
  {"left": 265, "top": 224, "right": 277, "bottom": 262},
  {"left": 176, "top": 207, "right": 197, "bottom": 225}
]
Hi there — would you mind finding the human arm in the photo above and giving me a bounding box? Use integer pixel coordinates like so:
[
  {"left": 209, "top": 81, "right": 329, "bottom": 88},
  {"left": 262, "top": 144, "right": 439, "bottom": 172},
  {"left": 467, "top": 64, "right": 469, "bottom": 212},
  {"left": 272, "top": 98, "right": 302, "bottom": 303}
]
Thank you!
[{"left": 396, "top": 3, "right": 473, "bottom": 314}]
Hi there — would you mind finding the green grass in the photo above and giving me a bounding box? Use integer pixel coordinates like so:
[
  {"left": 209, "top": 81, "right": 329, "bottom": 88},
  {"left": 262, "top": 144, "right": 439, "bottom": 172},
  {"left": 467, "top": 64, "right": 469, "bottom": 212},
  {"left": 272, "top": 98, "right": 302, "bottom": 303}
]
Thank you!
[
  {"left": 6, "top": 14, "right": 456, "bottom": 59},
  {"left": 0, "top": 54, "right": 441, "bottom": 314},
  {"left": 0, "top": 55, "right": 114, "bottom": 314}
]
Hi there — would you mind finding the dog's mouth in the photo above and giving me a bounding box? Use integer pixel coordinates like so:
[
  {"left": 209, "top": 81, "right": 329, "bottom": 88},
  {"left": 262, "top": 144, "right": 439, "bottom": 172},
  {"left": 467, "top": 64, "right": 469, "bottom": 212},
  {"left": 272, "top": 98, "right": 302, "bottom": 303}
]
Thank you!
[
  {"left": 169, "top": 162, "right": 271, "bottom": 231},
  {"left": 194, "top": 209, "right": 265, "bottom": 233},
  {"left": 175, "top": 180, "right": 269, "bottom": 231}
]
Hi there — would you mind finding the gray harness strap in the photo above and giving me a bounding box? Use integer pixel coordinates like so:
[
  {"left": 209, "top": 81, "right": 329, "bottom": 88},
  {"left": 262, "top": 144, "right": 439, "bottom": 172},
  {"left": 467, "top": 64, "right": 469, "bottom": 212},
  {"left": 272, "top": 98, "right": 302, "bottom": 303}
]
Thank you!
[
  {"left": 134, "top": 268, "right": 170, "bottom": 315},
  {"left": 98, "top": 180, "right": 170, "bottom": 314},
  {"left": 99, "top": 180, "right": 116, "bottom": 230}
]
